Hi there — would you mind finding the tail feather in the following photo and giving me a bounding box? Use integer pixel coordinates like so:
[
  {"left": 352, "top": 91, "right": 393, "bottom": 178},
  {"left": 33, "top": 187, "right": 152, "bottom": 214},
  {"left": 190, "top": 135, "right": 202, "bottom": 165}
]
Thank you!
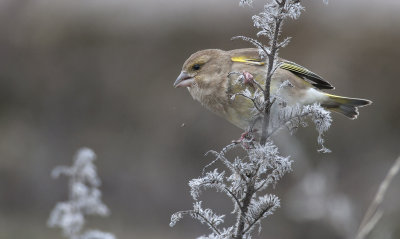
[{"left": 322, "top": 94, "right": 372, "bottom": 119}]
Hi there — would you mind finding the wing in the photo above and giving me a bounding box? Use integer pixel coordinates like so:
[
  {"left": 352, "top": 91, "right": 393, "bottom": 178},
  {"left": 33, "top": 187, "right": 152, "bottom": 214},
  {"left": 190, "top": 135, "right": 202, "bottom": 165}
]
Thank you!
[
  {"left": 229, "top": 49, "right": 334, "bottom": 90},
  {"left": 280, "top": 60, "right": 334, "bottom": 90}
]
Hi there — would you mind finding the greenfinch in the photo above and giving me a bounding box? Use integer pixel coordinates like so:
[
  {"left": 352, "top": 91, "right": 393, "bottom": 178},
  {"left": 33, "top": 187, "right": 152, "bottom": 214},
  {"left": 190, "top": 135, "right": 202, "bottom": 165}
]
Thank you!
[{"left": 174, "top": 48, "right": 371, "bottom": 131}]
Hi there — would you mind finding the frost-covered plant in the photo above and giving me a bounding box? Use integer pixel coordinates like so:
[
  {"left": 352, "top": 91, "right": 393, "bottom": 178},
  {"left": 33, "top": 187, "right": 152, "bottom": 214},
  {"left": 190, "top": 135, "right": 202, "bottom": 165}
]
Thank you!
[
  {"left": 171, "top": 1, "right": 330, "bottom": 238},
  {"left": 171, "top": 141, "right": 293, "bottom": 239},
  {"left": 171, "top": 141, "right": 290, "bottom": 239},
  {"left": 48, "top": 148, "right": 116, "bottom": 239}
]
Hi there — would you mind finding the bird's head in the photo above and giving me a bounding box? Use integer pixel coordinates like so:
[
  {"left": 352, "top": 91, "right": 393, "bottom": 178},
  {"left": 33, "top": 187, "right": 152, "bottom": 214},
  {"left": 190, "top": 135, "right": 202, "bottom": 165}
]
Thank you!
[{"left": 174, "top": 49, "right": 230, "bottom": 98}]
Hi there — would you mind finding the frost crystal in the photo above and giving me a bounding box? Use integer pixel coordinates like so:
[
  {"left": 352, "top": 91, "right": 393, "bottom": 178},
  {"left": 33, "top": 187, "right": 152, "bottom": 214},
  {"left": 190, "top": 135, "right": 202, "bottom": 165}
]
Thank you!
[{"left": 48, "top": 148, "right": 116, "bottom": 239}]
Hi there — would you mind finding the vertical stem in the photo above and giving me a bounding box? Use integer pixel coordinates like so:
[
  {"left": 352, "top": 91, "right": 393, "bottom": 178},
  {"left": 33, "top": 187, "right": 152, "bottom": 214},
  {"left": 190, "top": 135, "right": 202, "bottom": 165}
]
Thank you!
[
  {"left": 235, "top": 1, "right": 288, "bottom": 237},
  {"left": 260, "top": 0, "right": 286, "bottom": 145},
  {"left": 69, "top": 170, "right": 80, "bottom": 239},
  {"left": 234, "top": 183, "right": 255, "bottom": 239}
]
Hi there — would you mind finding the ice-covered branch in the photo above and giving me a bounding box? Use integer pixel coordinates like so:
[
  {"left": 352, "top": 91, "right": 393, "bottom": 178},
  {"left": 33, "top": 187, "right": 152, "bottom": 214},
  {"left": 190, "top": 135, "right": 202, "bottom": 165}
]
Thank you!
[
  {"left": 243, "top": 194, "right": 280, "bottom": 234},
  {"left": 170, "top": 202, "right": 225, "bottom": 236},
  {"left": 48, "top": 148, "right": 115, "bottom": 239},
  {"left": 171, "top": 139, "right": 293, "bottom": 239},
  {"left": 190, "top": 169, "right": 226, "bottom": 200}
]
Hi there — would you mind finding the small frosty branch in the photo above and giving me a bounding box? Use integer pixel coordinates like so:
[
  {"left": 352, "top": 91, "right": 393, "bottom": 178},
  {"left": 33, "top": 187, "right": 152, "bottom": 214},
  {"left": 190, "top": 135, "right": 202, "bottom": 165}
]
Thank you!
[
  {"left": 239, "top": 0, "right": 253, "bottom": 7},
  {"left": 355, "top": 155, "right": 400, "bottom": 239},
  {"left": 269, "top": 103, "right": 332, "bottom": 152},
  {"left": 223, "top": 187, "right": 244, "bottom": 214},
  {"left": 231, "top": 36, "right": 270, "bottom": 57},
  {"left": 231, "top": 91, "right": 264, "bottom": 113},
  {"left": 170, "top": 202, "right": 224, "bottom": 236},
  {"left": 243, "top": 195, "right": 280, "bottom": 235},
  {"left": 190, "top": 169, "right": 226, "bottom": 200},
  {"left": 204, "top": 143, "right": 239, "bottom": 175},
  {"left": 48, "top": 148, "right": 115, "bottom": 239}
]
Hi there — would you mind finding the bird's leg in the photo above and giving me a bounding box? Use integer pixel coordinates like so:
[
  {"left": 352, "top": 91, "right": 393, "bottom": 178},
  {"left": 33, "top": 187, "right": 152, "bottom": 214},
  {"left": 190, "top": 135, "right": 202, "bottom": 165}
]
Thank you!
[
  {"left": 232, "top": 131, "right": 249, "bottom": 144},
  {"left": 232, "top": 128, "right": 257, "bottom": 149},
  {"left": 242, "top": 71, "right": 255, "bottom": 86}
]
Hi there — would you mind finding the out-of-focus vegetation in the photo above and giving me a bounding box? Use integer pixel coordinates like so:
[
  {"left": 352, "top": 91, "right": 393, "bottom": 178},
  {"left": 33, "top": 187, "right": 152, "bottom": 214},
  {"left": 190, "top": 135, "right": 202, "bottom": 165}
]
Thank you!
[{"left": 0, "top": 0, "right": 399, "bottom": 238}]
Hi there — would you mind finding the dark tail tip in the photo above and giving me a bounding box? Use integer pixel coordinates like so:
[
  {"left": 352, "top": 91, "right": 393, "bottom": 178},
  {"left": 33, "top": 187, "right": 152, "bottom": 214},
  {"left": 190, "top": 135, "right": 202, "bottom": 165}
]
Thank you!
[{"left": 324, "top": 95, "right": 372, "bottom": 119}]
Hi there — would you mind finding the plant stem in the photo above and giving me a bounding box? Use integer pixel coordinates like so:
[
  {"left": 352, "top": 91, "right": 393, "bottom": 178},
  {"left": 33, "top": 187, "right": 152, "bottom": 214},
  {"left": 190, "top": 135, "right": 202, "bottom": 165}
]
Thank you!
[
  {"left": 260, "top": 0, "right": 286, "bottom": 145},
  {"left": 233, "top": 183, "right": 255, "bottom": 239}
]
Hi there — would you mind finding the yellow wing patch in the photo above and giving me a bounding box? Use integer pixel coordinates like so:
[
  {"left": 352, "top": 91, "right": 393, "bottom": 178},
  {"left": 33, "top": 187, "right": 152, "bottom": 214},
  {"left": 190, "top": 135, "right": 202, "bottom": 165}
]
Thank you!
[{"left": 231, "top": 56, "right": 265, "bottom": 66}]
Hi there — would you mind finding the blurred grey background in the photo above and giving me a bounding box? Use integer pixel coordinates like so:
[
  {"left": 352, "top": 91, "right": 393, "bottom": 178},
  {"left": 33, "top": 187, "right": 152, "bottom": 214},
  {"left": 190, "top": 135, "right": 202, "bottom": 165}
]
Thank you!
[{"left": 0, "top": 0, "right": 399, "bottom": 238}]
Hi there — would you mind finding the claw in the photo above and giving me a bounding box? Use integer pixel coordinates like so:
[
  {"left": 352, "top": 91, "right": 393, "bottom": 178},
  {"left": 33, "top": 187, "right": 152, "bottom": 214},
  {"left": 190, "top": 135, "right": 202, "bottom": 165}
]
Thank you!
[
  {"left": 232, "top": 131, "right": 254, "bottom": 149},
  {"left": 242, "top": 71, "right": 254, "bottom": 86}
]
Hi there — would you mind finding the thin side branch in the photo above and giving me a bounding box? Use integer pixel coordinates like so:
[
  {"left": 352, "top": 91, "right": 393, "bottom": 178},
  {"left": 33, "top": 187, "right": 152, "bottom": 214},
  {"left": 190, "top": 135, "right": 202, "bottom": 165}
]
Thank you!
[
  {"left": 267, "top": 111, "right": 310, "bottom": 139},
  {"left": 235, "top": 93, "right": 263, "bottom": 112},
  {"left": 231, "top": 36, "right": 271, "bottom": 56},
  {"left": 177, "top": 210, "right": 222, "bottom": 236},
  {"left": 355, "top": 155, "right": 400, "bottom": 239},
  {"left": 242, "top": 204, "right": 274, "bottom": 235}
]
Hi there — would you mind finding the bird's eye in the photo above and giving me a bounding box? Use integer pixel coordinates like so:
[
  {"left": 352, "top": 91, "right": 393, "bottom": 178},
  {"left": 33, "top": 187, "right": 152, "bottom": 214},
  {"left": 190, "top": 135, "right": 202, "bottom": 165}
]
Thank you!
[{"left": 192, "top": 64, "right": 201, "bottom": 71}]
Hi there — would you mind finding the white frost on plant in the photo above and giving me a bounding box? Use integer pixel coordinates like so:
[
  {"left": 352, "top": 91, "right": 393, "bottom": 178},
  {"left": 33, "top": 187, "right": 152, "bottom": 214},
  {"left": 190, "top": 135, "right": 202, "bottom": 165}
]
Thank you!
[
  {"left": 192, "top": 201, "right": 225, "bottom": 228},
  {"left": 303, "top": 103, "right": 332, "bottom": 153},
  {"left": 170, "top": 202, "right": 226, "bottom": 236},
  {"left": 80, "top": 230, "right": 116, "bottom": 239},
  {"left": 48, "top": 148, "right": 116, "bottom": 239},
  {"left": 250, "top": 141, "right": 293, "bottom": 189},
  {"left": 48, "top": 202, "right": 85, "bottom": 236},
  {"left": 250, "top": 1, "right": 304, "bottom": 47},
  {"left": 171, "top": 140, "right": 292, "bottom": 238},
  {"left": 239, "top": 0, "right": 253, "bottom": 7},
  {"left": 197, "top": 227, "right": 234, "bottom": 239},
  {"left": 272, "top": 103, "right": 332, "bottom": 152},
  {"left": 189, "top": 169, "right": 226, "bottom": 200},
  {"left": 169, "top": 211, "right": 184, "bottom": 227},
  {"left": 246, "top": 194, "right": 280, "bottom": 224}
]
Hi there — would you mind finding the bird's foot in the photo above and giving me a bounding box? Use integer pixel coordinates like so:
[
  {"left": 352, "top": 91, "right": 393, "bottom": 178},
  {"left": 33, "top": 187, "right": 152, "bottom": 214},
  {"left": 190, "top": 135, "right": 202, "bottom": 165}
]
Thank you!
[
  {"left": 232, "top": 131, "right": 254, "bottom": 149},
  {"left": 242, "top": 71, "right": 255, "bottom": 86}
]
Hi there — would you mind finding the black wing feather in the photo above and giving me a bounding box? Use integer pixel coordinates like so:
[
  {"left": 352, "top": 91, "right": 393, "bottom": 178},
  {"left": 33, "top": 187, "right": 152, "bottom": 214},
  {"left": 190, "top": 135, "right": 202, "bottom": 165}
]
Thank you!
[{"left": 280, "top": 61, "right": 334, "bottom": 90}]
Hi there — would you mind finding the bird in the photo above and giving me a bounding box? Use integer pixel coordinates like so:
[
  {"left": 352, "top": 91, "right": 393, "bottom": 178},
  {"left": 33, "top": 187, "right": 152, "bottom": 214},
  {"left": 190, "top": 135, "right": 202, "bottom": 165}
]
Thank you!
[{"left": 173, "top": 48, "right": 371, "bottom": 132}]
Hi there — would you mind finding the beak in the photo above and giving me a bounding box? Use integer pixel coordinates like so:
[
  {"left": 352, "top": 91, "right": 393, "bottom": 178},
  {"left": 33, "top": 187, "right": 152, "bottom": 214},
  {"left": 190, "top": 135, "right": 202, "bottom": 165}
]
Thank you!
[{"left": 174, "top": 71, "right": 194, "bottom": 88}]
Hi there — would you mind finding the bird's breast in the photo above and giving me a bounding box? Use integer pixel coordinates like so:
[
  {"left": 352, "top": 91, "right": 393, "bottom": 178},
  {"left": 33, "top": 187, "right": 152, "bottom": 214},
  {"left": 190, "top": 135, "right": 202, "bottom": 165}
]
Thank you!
[{"left": 188, "top": 86, "right": 228, "bottom": 118}]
